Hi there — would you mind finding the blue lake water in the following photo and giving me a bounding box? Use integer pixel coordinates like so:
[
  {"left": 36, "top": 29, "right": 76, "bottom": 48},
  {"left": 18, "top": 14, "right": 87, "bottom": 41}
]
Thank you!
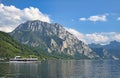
[{"left": 0, "top": 60, "right": 120, "bottom": 78}]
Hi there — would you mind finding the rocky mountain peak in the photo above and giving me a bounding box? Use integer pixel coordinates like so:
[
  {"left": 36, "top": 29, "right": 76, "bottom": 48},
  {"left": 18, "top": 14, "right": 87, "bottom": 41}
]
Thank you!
[{"left": 11, "top": 20, "right": 99, "bottom": 59}]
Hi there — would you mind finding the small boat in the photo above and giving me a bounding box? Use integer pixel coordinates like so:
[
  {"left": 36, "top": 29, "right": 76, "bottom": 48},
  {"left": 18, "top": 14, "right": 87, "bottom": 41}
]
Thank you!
[{"left": 10, "top": 56, "right": 38, "bottom": 63}]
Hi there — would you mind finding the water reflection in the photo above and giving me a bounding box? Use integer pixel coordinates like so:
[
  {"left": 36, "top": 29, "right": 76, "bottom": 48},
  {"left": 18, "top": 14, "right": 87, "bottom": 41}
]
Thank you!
[
  {"left": 0, "top": 62, "right": 10, "bottom": 77},
  {"left": 0, "top": 60, "right": 120, "bottom": 78},
  {"left": 9, "top": 63, "right": 39, "bottom": 78}
]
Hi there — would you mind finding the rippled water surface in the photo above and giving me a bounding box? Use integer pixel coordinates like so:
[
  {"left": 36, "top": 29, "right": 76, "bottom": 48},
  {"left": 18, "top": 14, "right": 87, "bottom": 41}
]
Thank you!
[{"left": 0, "top": 60, "right": 120, "bottom": 78}]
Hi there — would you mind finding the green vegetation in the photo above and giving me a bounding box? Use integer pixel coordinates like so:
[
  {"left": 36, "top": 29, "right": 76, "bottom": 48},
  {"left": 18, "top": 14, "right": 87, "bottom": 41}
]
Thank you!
[
  {"left": 0, "top": 31, "right": 34, "bottom": 59},
  {"left": 0, "top": 31, "right": 74, "bottom": 60}
]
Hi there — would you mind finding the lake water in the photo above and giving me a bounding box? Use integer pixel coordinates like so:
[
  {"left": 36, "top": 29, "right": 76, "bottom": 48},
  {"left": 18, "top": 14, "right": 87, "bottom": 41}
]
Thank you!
[{"left": 0, "top": 60, "right": 120, "bottom": 78}]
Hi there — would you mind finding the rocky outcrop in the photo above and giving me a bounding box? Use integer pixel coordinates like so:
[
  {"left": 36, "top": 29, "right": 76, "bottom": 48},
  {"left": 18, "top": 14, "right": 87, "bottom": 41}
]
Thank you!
[{"left": 11, "top": 20, "right": 99, "bottom": 59}]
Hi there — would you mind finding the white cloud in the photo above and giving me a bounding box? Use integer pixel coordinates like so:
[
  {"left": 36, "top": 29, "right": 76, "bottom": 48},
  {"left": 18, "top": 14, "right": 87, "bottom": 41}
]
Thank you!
[
  {"left": 0, "top": 4, "right": 50, "bottom": 32},
  {"left": 114, "top": 34, "right": 120, "bottom": 41},
  {"left": 79, "top": 18, "right": 87, "bottom": 21},
  {"left": 79, "top": 14, "right": 107, "bottom": 22},
  {"left": 86, "top": 33, "right": 109, "bottom": 44},
  {"left": 0, "top": 26, "right": 13, "bottom": 32},
  {"left": 88, "top": 15, "right": 107, "bottom": 22},
  {"left": 65, "top": 27, "right": 120, "bottom": 44},
  {"left": 117, "top": 17, "right": 120, "bottom": 20},
  {"left": 86, "top": 32, "right": 120, "bottom": 44}
]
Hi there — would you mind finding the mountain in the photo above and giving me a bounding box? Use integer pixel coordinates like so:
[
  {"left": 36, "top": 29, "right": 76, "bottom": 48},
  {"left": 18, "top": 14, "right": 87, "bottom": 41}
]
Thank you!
[
  {"left": 104, "top": 41, "right": 120, "bottom": 59},
  {"left": 89, "top": 41, "right": 120, "bottom": 60},
  {"left": 11, "top": 20, "right": 99, "bottom": 59},
  {"left": 0, "top": 31, "right": 74, "bottom": 60}
]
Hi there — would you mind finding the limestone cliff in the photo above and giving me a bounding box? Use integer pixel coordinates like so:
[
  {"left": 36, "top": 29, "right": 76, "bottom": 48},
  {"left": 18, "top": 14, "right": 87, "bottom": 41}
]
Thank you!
[{"left": 11, "top": 20, "right": 99, "bottom": 59}]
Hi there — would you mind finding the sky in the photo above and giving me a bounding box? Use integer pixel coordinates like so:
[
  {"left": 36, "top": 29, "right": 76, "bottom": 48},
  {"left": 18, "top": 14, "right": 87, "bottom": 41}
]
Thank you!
[{"left": 0, "top": 0, "right": 120, "bottom": 44}]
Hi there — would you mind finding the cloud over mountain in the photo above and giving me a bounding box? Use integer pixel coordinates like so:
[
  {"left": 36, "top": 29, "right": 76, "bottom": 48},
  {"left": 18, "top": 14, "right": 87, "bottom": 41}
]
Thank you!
[
  {"left": 65, "top": 28, "right": 86, "bottom": 43},
  {"left": 0, "top": 4, "right": 50, "bottom": 32},
  {"left": 66, "top": 28, "right": 120, "bottom": 44}
]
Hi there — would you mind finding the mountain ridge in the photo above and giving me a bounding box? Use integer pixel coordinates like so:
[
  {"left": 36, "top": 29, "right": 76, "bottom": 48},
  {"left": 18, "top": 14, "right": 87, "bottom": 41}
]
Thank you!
[
  {"left": 11, "top": 20, "right": 99, "bottom": 59},
  {"left": 0, "top": 31, "right": 75, "bottom": 60},
  {"left": 89, "top": 40, "right": 120, "bottom": 60}
]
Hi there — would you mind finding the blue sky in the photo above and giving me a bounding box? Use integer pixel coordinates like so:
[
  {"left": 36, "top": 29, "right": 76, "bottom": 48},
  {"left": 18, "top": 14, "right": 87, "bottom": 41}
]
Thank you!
[{"left": 0, "top": 0, "right": 120, "bottom": 44}]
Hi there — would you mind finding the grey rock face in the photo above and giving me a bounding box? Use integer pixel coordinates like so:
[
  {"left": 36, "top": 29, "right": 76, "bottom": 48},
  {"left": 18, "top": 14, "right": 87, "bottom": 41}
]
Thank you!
[
  {"left": 89, "top": 41, "right": 120, "bottom": 60},
  {"left": 11, "top": 20, "right": 99, "bottom": 59}
]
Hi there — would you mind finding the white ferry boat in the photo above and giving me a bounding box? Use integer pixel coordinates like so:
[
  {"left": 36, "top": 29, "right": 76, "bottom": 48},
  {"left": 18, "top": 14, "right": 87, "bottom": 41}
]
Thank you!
[{"left": 10, "top": 56, "right": 38, "bottom": 63}]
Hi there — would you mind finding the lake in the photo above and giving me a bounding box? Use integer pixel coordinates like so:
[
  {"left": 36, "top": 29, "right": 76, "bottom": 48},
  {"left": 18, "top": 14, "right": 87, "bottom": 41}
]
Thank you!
[{"left": 0, "top": 60, "right": 120, "bottom": 78}]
